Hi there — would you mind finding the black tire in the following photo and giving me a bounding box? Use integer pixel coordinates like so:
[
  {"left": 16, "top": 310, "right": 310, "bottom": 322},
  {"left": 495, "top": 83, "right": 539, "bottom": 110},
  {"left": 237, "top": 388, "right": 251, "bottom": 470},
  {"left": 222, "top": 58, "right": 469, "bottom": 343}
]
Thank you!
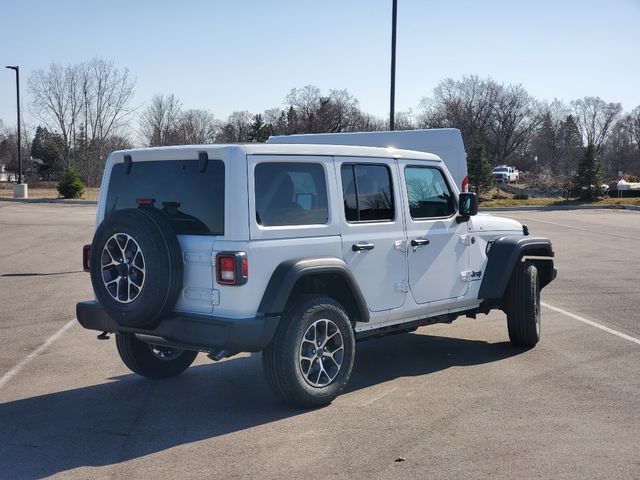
[
  {"left": 90, "top": 208, "right": 183, "bottom": 328},
  {"left": 115, "top": 333, "right": 198, "bottom": 379},
  {"left": 262, "top": 295, "right": 356, "bottom": 408},
  {"left": 505, "top": 261, "right": 541, "bottom": 347}
]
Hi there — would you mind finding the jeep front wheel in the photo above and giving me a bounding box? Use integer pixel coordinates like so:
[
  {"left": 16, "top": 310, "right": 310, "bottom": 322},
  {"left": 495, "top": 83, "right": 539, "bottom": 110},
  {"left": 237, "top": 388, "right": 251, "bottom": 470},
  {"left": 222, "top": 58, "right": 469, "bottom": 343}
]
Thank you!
[
  {"left": 115, "top": 332, "right": 198, "bottom": 379},
  {"left": 262, "top": 295, "right": 355, "bottom": 408},
  {"left": 505, "top": 261, "right": 541, "bottom": 347}
]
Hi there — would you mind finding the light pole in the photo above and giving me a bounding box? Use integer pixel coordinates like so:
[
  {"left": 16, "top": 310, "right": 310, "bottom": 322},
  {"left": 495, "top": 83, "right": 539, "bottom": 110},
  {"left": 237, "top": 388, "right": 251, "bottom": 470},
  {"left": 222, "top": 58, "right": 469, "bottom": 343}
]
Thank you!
[
  {"left": 389, "top": 0, "right": 397, "bottom": 131},
  {"left": 5, "top": 65, "right": 27, "bottom": 198}
]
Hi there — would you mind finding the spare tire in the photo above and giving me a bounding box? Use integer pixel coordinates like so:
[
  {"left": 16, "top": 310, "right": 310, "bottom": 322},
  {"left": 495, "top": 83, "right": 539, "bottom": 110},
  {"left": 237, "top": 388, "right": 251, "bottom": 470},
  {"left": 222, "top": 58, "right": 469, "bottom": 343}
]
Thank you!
[{"left": 89, "top": 207, "right": 183, "bottom": 328}]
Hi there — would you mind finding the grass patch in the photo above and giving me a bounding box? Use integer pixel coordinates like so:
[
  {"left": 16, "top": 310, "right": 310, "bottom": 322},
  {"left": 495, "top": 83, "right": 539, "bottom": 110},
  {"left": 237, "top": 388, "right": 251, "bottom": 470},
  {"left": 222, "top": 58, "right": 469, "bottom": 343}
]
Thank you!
[
  {"left": 480, "top": 197, "right": 640, "bottom": 208},
  {"left": 0, "top": 187, "right": 100, "bottom": 200}
]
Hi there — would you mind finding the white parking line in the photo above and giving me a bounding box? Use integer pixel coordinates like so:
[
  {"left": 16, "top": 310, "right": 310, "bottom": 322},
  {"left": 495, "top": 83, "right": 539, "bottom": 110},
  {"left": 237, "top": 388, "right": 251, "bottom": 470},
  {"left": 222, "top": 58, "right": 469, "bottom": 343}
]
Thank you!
[
  {"left": 542, "top": 302, "right": 640, "bottom": 346},
  {"left": 0, "top": 319, "right": 76, "bottom": 389}
]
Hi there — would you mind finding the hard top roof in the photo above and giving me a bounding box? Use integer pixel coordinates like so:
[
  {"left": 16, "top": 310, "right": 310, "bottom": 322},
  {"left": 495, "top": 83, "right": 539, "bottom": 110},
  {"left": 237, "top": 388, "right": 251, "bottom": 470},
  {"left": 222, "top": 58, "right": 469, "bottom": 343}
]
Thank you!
[{"left": 111, "top": 143, "right": 443, "bottom": 162}]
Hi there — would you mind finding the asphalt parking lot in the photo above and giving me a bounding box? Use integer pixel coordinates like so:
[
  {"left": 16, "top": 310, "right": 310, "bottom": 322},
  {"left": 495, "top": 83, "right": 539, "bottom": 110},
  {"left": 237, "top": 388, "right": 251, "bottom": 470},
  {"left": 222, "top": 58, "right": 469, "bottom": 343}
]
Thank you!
[{"left": 0, "top": 203, "right": 638, "bottom": 479}]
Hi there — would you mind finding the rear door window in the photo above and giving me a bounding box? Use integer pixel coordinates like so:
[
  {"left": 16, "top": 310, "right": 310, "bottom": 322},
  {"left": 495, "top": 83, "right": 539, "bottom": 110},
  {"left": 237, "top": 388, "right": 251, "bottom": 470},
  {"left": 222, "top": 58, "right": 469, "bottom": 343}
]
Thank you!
[
  {"left": 105, "top": 159, "right": 225, "bottom": 235},
  {"left": 340, "top": 164, "right": 394, "bottom": 222},
  {"left": 255, "top": 162, "right": 328, "bottom": 226}
]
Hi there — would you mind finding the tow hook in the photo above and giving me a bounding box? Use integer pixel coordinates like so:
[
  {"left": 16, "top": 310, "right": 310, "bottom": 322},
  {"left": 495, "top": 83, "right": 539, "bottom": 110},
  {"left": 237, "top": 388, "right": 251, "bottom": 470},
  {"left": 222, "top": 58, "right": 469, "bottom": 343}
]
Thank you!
[{"left": 97, "top": 331, "right": 111, "bottom": 340}]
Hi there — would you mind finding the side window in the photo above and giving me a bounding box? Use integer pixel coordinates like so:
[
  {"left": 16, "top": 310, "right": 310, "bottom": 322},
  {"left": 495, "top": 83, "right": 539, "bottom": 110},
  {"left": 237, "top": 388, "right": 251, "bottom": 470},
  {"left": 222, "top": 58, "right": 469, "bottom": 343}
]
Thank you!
[
  {"left": 340, "top": 164, "right": 394, "bottom": 222},
  {"left": 404, "top": 166, "right": 455, "bottom": 219},
  {"left": 255, "top": 162, "right": 328, "bottom": 226}
]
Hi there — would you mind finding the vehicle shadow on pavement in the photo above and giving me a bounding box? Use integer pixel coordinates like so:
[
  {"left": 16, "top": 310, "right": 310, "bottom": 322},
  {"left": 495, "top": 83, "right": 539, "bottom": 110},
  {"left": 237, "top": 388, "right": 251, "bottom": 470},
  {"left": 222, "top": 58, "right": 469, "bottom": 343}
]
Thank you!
[{"left": 0, "top": 333, "right": 521, "bottom": 479}]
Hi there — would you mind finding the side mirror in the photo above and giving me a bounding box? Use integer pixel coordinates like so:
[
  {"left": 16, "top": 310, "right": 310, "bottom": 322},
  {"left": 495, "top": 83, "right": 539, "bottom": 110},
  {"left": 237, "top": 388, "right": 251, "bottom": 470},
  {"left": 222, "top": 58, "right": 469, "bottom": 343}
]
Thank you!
[{"left": 457, "top": 192, "right": 478, "bottom": 221}]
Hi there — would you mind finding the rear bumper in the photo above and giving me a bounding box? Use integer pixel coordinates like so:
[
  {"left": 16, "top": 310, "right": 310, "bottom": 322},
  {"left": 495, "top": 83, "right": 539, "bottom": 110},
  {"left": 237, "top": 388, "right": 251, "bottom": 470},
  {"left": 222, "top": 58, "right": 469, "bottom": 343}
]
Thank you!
[{"left": 76, "top": 301, "right": 280, "bottom": 353}]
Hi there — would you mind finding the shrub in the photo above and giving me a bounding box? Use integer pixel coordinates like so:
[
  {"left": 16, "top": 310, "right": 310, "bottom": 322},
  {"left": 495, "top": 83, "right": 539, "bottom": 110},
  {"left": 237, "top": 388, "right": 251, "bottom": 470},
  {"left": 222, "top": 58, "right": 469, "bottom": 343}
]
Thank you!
[
  {"left": 57, "top": 166, "right": 85, "bottom": 199},
  {"left": 513, "top": 193, "right": 529, "bottom": 200}
]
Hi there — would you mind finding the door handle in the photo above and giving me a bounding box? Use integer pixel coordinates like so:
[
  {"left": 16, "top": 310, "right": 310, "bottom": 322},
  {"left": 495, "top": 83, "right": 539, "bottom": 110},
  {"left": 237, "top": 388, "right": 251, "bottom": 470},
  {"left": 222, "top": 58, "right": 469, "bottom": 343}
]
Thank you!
[
  {"left": 410, "top": 238, "right": 430, "bottom": 248},
  {"left": 352, "top": 242, "right": 375, "bottom": 252}
]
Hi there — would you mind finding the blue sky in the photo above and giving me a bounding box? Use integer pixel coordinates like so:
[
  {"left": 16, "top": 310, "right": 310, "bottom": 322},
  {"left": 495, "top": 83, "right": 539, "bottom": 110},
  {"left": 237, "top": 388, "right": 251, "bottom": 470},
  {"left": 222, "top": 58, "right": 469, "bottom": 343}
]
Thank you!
[{"left": 1, "top": 0, "right": 639, "bottom": 130}]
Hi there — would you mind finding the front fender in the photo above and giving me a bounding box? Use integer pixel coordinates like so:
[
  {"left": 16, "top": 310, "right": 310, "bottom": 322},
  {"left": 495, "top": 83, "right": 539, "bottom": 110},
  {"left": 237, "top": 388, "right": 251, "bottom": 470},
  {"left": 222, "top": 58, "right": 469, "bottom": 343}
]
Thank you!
[{"left": 478, "top": 236, "right": 555, "bottom": 300}]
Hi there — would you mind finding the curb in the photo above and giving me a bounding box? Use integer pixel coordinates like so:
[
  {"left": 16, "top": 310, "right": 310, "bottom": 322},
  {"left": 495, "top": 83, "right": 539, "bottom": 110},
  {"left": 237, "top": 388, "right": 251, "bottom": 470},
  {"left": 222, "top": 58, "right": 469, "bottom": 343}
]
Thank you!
[
  {"left": 0, "top": 197, "right": 97, "bottom": 205},
  {"left": 481, "top": 204, "right": 640, "bottom": 212}
]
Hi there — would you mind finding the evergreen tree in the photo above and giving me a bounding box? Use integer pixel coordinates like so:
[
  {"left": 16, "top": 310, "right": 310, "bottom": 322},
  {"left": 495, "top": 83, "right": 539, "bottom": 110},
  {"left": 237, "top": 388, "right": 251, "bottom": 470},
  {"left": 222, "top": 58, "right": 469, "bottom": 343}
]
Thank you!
[
  {"left": 57, "top": 165, "right": 85, "bottom": 199},
  {"left": 573, "top": 142, "right": 600, "bottom": 201},
  {"left": 286, "top": 106, "right": 298, "bottom": 134},
  {"left": 31, "top": 126, "right": 65, "bottom": 179},
  {"left": 249, "top": 114, "right": 271, "bottom": 142},
  {"left": 467, "top": 142, "right": 494, "bottom": 194}
]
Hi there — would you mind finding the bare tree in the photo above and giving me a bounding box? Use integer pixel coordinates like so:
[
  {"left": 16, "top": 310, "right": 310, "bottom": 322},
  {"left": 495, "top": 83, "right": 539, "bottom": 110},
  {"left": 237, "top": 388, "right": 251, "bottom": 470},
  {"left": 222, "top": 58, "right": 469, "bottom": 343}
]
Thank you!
[
  {"left": 323, "top": 89, "right": 361, "bottom": 132},
  {"left": 284, "top": 85, "right": 364, "bottom": 133},
  {"left": 626, "top": 105, "right": 640, "bottom": 163},
  {"left": 176, "top": 109, "right": 218, "bottom": 144},
  {"left": 602, "top": 117, "right": 639, "bottom": 177},
  {"left": 138, "top": 93, "right": 182, "bottom": 146},
  {"left": 531, "top": 99, "right": 571, "bottom": 172},
  {"left": 29, "top": 59, "right": 136, "bottom": 184},
  {"left": 262, "top": 107, "right": 288, "bottom": 136},
  {"left": 82, "top": 59, "right": 135, "bottom": 160},
  {"left": 419, "top": 75, "right": 499, "bottom": 144},
  {"left": 29, "top": 62, "right": 83, "bottom": 164},
  {"left": 393, "top": 110, "right": 415, "bottom": 131},
  {"left": 419, "top": 75, "right": 540, "bottom": 165},
  {"left": 352, "top": 112, "right": 386, "bottom": 132},
  {"left": 486, "top": 84, "right": 542, "bottom": 165},
  {"left": 216, "top": 111, "right": 253, "bottom": 143},
  {"left": 571, "top": 97, "right": 622, "bottom": 152},
  {"left": 286, "top": 85, "right": 321, "bottom": 132}
]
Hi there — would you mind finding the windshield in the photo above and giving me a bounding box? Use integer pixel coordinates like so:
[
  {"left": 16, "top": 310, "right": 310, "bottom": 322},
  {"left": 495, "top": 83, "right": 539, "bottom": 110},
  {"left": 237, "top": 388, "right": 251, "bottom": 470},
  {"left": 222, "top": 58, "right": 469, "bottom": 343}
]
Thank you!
[{"left": 493, "top": 168, "right": 509, "bottom": 172}]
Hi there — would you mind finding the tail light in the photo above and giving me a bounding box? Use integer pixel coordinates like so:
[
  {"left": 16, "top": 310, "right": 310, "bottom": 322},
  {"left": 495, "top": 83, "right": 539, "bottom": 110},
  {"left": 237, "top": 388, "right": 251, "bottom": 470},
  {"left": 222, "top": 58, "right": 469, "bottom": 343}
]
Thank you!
[
  {"left": 215, "top": 252, "right": 248, "bottom": 286},
  {"left": 83, "top": 244, "right": 91, "bottom": 272},
  {"left": 461, "top": 175, "right": 470, "bottom": 193}
]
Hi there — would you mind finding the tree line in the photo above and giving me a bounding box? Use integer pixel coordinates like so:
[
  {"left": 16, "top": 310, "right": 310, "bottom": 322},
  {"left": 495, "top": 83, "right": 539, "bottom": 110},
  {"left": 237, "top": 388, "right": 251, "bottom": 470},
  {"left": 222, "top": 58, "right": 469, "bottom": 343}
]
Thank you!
[{"left": 0, "top": 59, "right": 639, "bottom": 192}]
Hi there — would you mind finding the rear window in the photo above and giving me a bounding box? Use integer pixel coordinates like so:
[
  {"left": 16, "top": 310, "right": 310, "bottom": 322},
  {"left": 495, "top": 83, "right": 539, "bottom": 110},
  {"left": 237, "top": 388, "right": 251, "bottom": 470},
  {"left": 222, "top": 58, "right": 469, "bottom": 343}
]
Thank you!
[
  {"left": 104, "top": 159, "right": 225, "bottom": 235},
  {"left": 340, "top": 164, "right": 394, "bottom": 222}
]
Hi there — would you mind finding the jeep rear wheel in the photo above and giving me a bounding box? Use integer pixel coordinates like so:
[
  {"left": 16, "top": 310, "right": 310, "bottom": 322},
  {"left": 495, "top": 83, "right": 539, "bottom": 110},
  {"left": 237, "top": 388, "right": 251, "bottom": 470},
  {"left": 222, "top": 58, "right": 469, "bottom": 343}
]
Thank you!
[
  {"left": 505, "top": 261, "right": 541, "bottom": 347},
  {"left": 115, "top": 333, "right": 198, "bottom": 379},
  {"left": 262, "top": 295, "right": 355, "bottom": 408}
]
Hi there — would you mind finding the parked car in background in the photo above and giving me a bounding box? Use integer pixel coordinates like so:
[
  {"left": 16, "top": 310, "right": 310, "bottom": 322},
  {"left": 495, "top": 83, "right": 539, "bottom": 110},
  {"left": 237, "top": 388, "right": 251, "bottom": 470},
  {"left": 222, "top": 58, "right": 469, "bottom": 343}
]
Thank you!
[{"left": 492, "top": 166, "right": 519, "bottom": 183}]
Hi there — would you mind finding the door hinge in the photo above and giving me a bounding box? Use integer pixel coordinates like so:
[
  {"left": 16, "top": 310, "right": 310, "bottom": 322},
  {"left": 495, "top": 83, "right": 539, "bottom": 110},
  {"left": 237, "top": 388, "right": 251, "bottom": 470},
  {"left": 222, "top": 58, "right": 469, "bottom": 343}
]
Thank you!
[
  {"left": 183, "top": 250, "right": 215, "bottom": 265},
  {"left": 184, "top": 288, "right": 220, "bottom": 306},
  {"left": 394, "top": 239, "right": 407, "bottom": 252},
  {"left": 460, "top": 271, "right": 472, "bottom": 283},
  {"left": 395, "top": 280, "right": 409, "bottom": 293},
  {"left": 459, "top": 234, "right": 474, "bottom": 246}
]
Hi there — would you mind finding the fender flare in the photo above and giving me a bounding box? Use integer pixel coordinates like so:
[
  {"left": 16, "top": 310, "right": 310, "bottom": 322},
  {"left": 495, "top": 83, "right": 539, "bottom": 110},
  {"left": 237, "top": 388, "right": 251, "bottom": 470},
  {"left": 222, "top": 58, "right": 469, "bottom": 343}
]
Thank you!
[
  {"left": 257, "top": 257, "right": 370, "bottom": 322},
  {"left": 478, "top": 236, "right": 555, "bottom": 300}
]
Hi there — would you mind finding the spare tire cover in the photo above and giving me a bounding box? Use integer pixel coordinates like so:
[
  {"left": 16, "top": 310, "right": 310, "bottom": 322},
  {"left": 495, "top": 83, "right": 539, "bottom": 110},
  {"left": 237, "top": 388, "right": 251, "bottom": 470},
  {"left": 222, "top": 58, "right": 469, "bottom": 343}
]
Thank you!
[{"left": 90, "top": 207, "right": 183, "bottom": 328}]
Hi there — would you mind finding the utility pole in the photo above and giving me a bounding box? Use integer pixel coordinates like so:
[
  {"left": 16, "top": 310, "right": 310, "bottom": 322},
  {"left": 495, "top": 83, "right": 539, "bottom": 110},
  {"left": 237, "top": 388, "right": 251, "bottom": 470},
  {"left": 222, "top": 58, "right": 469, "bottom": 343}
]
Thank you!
[
  {"left": 389, "top": 0, "right": 397, "bottom": 130},
  {"left": 5, "top": 65, "right": 27, "bottom": 198}
]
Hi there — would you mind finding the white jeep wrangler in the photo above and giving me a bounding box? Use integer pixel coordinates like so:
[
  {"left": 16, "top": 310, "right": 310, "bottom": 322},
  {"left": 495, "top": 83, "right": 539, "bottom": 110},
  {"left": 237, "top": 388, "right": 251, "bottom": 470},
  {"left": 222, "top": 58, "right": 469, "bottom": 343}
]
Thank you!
[{"left": 77, "top": 143, "right": 556, "bottom": 408}]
